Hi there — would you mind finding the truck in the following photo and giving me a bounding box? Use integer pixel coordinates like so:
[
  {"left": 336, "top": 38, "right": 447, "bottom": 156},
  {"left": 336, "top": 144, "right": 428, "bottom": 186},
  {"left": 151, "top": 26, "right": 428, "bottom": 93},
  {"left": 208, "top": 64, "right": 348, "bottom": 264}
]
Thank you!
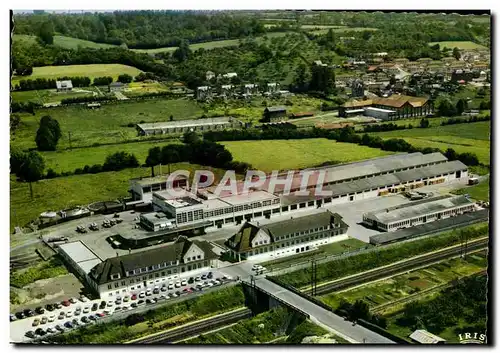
[{"left": 468, "top": 177, "right": 480, "bottom": 185}]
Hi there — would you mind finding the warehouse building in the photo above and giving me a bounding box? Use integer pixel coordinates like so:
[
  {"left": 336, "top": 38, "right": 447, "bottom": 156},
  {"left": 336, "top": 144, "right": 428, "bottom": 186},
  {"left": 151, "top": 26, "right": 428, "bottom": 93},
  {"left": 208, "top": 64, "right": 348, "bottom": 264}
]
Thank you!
[
  {"left": 87, "top": 236, "right": 218, "bottom": 298},
  {"left": 340, "top": 95, "right": 433, "bottom": 119},
  {"left": 362, "top": 195, "right": 476, "bottom": 232},
  {"left": 136, "top": 117, "right": 244, "bottom": 135},
  {"left": 58, "top": 241, "right": 103, "bottom": 290},
  {"left": 225, "top": 210, "right": 348, "bottom": 261},
  {"left": 129, "top": 174, "right": 189, "bottom": 202},
  {"left": 364, "top": 107, "right": 396, "bottom": 120}
]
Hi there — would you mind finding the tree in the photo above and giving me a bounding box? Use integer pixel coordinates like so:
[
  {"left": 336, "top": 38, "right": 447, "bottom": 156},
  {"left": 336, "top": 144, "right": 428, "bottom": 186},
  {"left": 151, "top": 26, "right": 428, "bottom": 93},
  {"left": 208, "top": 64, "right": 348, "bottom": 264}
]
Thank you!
[
  {"left": 444, "top": 148, "right": 458, "bottom": 161},
  {"left": 182, "top": 131, "right": 200, "bottom": 145},
  {"left": 169, "top": 115, "right": 174, "bottom": 121},
  {"left": 103, "top": 152, "right": 139, "bottom": 171},
  {"left": 10, "top": 114, "right": 21, "bottom": 133},
  {"left": 118, "top": 74, "right": 133, "bottom": 83},
  {"left": 10, "top": 148, "right": 26, "bottom": 175},
  {"left": 456, "top": 98, "right": 468, "bottom": 115},
  {"left": 293, "top": 63, "right": 309, "bottom": 91},
  {"left": 173, "top": 40, "right": 192, "bottom": 62},
  {"left": 145, "top": 146, "right": 162, "bottom": 177},
  {"left": 419, "top": 118, "right": 430, "bottom": 128},
  {"left": 436, "top": 99, "right": 457, "bottom": 117},
  {"left": 452, "top": 47, "right": 461, "bottom": 60},
  {"left": 38, "top": 21, "right": 54, "bottom": 45},
  {"left": 16, "top": 151, "right": 45, "bottom": 199},
  {"left": 479, "top": 100, "right": 490, "bottom": 110},
  {"left": 36, "top": 116, "right": 61, "bottom": 151}
]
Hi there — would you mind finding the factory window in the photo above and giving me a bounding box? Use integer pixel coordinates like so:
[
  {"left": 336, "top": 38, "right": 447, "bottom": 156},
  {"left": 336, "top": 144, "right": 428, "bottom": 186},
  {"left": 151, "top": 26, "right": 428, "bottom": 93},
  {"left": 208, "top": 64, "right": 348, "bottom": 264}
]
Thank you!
[
  {"left": 114, "top": 283, "right": 119, "bottom": 288},
  {"left": 148, "top": 266, "right": 154, "bottom": 271},
  {"left": 108, "top": 284, "right": 112, "bottom": 290},
  {"left": 149, "top": 274, "right": 153, "bottom": 279},
  {"left": 299, "top": 203, "right": 306, "bottom": 209},
  {"left": 121, "top": 281, "right": 126, "bottom": 286},
  {"left": 155, "top": 273, "right": 159, "bottom": 278},
  {"left": 197, "top": 255, "right": 201, "bottom": 259},
  {"left": 290, "top": 204, "right": 297, "bottom": 210},
  {"left": 167, "top": 269, "right": 172, "bottom": 274},
  {"left": 130, "top": 279, "right": 134, "bottom": 284},
  {"left": 111, "top": 274, "right": 120, "bottom": 280}
]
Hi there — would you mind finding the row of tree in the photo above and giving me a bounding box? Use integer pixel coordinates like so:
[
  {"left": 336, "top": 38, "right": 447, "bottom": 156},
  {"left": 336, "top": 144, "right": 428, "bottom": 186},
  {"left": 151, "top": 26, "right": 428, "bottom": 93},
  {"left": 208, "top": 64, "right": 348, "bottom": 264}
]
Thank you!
[{"left": 441, "top": 115, "right": 490, "bottom": 126}]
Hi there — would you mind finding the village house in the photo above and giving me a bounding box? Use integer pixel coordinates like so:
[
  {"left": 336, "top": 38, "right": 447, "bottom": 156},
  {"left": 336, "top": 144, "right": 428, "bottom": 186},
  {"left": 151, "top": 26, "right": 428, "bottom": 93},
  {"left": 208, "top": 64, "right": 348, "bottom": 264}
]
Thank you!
[
  {"left": 243, "top": 83, "right": 259, "bottom": 96},
  {"left": 56, "top": 80, "right": 73, "bottom": 92},
  {"left": 196, "top": 86, "right": 212, "bottom": 100},
  {"left": 108, "top": 82, "right": 126, "bottom": 92},
  {"left": 263, "top": 106, "right": 287, "bottom": 123},
  {"left": 267, "top": 82, "right": 280, "bottom": 94}
]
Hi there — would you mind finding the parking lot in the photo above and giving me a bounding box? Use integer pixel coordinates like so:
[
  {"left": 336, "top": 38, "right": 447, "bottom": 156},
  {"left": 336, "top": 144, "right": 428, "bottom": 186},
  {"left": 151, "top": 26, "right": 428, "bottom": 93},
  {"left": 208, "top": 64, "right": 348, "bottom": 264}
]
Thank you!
[{"left": 10, "top": 269, "right": 236, "bottom": 343}]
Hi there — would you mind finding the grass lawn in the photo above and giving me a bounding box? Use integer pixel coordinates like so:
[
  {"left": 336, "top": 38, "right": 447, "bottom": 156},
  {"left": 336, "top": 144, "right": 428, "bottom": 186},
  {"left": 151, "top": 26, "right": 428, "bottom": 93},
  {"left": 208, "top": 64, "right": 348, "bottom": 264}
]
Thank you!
[
  {"left": 11, "top": 98, "right": 202, "bottom": 150},
  {"left": 221, "top": 138, "right": 394, "bottom": 171},
  {"left": 11, "top": 87, "right": 98, "bottom": 105},
  {"left": 41, "top": 140, "right": 182, "bottom": 173},
  {"left": 455, "top": 176, "right": 490, "bottom": 201},
  {"left": 262, "top": 238, "right": 370, "bottom": 271},
  {"left": 123, "top": 81, "right": 170, "bottom": 97},
  {"left": 320, "top": 254, "right": 487, "bottom": 311},
  {"left": 11, "top": 64, "right": 143, "bottom": 86},
  {"left": 369, "top": 121, "right": 491, "bottom": 165},
  {"left": 9, "top": 163, "right": 226, "bottom": 230},
  {"left": 428, "top": 41, "right": 489, "bottom": 50}
]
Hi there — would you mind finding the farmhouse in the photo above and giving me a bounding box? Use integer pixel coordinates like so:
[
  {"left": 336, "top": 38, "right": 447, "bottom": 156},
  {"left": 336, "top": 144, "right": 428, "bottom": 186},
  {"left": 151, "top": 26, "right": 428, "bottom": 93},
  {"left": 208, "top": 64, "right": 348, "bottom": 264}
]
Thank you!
[
  {"left": 362, "top": 195, "right": 475, "bottom": 232},
  {"left": 263, "top": 106, "right": 287, "bottom": 122},
  {"left": 136, "top": 117, "right": 244, "bottom": 135},
  {"left": 225, "top": 210, "right": 348, "bottom": 261},
  {"left": 85, "top": 236, "right": 218, "bottom": 298},
  {"left": 56, "top": 80, "right": 73, "bottom": 92},
  {"left": 109, "top": 82, "right": 126, "bottom": 92}
]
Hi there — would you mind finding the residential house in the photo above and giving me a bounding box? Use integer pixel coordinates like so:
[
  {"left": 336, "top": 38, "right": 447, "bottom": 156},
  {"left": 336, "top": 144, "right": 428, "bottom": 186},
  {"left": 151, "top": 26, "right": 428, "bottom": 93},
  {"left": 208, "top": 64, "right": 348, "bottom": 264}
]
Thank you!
[
  {"left": 56, "top": 80, "right": 73, "bottom": 92},
  {"left": 196, "top": 86, "right": 212, "bottom": 100},
  {"left": 351, "top": 79, "right": 365, "bottom": 98},
  {"left": 108, "top": 82, "right": 126, "bottom": 92},
  {"left": 267, "top": 82, "right": 280, "bottom": 94},
  {"left": 206, "top": 71, "right": 215, "bottom": 81}
]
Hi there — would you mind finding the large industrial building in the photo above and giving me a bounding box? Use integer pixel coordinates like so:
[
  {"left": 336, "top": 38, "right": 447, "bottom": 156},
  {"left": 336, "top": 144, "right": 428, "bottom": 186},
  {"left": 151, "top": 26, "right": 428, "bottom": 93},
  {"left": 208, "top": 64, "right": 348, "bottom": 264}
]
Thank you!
[
  {"left": 340, "top": 95, "right": 433, "bottom": 119},
  {"left": 225, "top": 210, "right": 349, "bottom": 261},
  {"left": 136, "top": 117, "right": 244, "bottom": 136},
  {"left": 59, "top": 236, "right": 219, "bottom": 298},
  {"left": 137, "top": 152, "right": 468, "bottom": 232},
  {"left": 362, "top": 195, "right": 476, "bottom": 232}
]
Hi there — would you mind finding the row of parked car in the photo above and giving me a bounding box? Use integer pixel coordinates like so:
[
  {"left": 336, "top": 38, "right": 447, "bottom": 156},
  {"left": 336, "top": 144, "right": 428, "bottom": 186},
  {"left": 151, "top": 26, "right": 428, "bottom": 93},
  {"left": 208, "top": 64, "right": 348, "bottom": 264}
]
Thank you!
[{"left": 11, "top": 296, "right": 90, "bottom": 321}]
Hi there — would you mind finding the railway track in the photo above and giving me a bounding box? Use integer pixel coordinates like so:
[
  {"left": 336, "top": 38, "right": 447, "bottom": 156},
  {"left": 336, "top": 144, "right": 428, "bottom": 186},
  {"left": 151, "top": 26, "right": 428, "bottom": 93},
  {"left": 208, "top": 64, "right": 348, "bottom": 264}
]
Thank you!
[
  {"left": 313, "top": 237, "right": 489, "bottom": 296},
  {"left": 134, "top": 308, "right": 252, "bottom": 344},
  {"left": 134, "top": 238, "right": 488, "bottom": 344}
]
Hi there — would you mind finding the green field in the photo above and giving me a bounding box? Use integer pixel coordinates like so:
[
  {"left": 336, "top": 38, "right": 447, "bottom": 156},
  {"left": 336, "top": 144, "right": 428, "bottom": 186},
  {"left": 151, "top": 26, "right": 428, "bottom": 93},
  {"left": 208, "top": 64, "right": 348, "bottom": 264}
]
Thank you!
[
  {"left": 41, "top": 140, "right": 181, "bottom": 173},
  {"left": 455, "top": 176, "right": 490, "bottom": 201},
  {"left": 131, "top": 32, "right": 292, "bottom": 54},
  {"left": 11, "top": 98, "right": 202, "bottom": 150},
  {"left": 308, "top": 27, "right": 378, "bottom": 35},
  {"left": 320, "top": 252, "right": 487, "bottom": 312},
  {"left": 12, "top": 64, "right": 142, "bottom": 86},
  {"left": 13, "top": 34, "right": 117, "bottom": 49},
  {"left": 369, "top": 122, "right": 491, "bottom": 165},
  {"left": 222, "top": 138, "right": 394, "bottom": 171},
  {"left": 428, "top": 41, "right": 488, "bottom": 50},
  {"left": 10, "top": 163, "right": 227, "bottom": 230},
  {"left": 11, "top": 87, "right": 98, "bottom": 104}
]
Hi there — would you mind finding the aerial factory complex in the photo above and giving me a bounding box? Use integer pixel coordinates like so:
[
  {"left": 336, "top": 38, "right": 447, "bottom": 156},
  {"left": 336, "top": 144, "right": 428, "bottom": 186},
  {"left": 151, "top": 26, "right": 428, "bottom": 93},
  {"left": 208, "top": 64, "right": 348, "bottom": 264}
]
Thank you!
[{"left": 10, "top": 9, "right": 490, "bottom": 346}]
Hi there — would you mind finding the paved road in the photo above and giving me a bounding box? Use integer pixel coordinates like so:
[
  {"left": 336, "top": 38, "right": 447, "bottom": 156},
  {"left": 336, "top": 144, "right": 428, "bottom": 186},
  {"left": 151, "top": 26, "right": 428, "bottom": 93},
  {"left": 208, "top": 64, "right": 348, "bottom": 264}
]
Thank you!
[{"left": 253, "top": 278, "right": 395, "bottom": 344}]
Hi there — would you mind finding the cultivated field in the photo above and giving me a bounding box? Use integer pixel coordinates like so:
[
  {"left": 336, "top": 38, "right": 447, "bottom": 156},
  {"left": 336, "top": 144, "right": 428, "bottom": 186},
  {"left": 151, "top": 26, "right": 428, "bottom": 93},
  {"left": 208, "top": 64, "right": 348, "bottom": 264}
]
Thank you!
[
  {"left": 13, "top": 34, "right": 117, "bottom": 49},
  {"left": 11, "top": 64, "right": 142, "bottom": 86},
  {"left": 369, "top": 121, "right": 491, "bottom": 165},
  {"left": 11, "top": 98, "right": 202, "bottom": 150},
  {"left": 221, "top": 138, "right": 394, "bottom": 171},
  {"left": 428, "top": 40, "right": 488, "bottom": 50},
  {"left": 131, "top": 32, "right": 291, "bottom": 54}
]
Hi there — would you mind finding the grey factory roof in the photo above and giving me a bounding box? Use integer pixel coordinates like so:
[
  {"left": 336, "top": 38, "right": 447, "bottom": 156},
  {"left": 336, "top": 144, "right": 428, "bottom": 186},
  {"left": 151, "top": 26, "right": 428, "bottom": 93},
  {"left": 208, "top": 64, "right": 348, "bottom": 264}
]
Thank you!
[
  {"left": 89, "top": 236, "right": 218, "bottom": 285},
  {"left": 410, "top": 330, "right": 446, "bottom": 344},
  {"left": 280, "top": 160, "right": 467, "bottom": 206},
  {"left": 59, "top": 241, "right": 103, "bottom": 275},
  {"left": 369, "top": 209, "right": 489, "bottom": 245},
  {"left": 221, "top": 190, "right": 278, "bottom": 206},
  {"left": 137, "top": 117, "right": 238, "bottom": 131},
  {"left": 131, "top": 174, "right": 188, "bottom": 187},
  {"left": 365, "top": 195, "right": 473, "bottom": 224}
]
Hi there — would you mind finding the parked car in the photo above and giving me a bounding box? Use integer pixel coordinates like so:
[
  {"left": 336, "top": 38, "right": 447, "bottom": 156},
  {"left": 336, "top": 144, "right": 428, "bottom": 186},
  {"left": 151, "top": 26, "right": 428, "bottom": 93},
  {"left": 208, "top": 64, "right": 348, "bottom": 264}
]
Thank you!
[
  {"left": 10, "top": 314, "right": 17, "bottom": 322},
  {"left": 55, "top": 325, "right": 65, "bottom": 332},
  {"left": 69, "top": 298, "right": 78, "bottom": 304},
  {"left": 131, "top": 302, "right": 138, "bottom": 308},
  {"left": 207, "top": 272, "right": 213, "bottom": 279},
  {"left": 188, "top": 277, "right": 194, "bottom": 284},
  {"left": 171, "top": 292, "right": 178, "bottom": 298},
  {"left": 137, "top": 300, "right": 145, "bottom": 305},
  {"left": 160, "top": 286, "right": 167, "bottom": 292},
  {"left": 72, "top": 319, "right": 80, "bottom": 326},
  {"left": 54, "top": 303, "right": 63, "bottom": 309},
  {"left": 81, "top": 316, "right": 90, "bottom": 324},
  {"left": 15, "top": 312, "right": 25, "bottom": 320},
  {"left": 123, "top": 295, "right": 130, "bottom": 302},
  {"left": 45, "top": 304, "right": 54, "bottom": 312},
  {"left": 32, "top": 318, "right": 40, "bottom": 327},
  {"left": 201, "top": 275, "right": 207, "bottom": 280},
  {"left": 159, "top": 294, "right": 167, "bottom": 300},
  {"left": 64, "top": 321, "right": 73, "bottom": 329},
  {"left": 168, "top": 283, "right": 174, "bottom": 290},
  {"left": 139, "top": 291, "right": 145, "bottom": 298},
  {"left": 153, "top": 288, "right": 160, "bottom": 295},
  {"left": 131, "top": 294, "right": 137, "bottom": 300},
  {"left": 24, "top": 309, "right": 34, "bottom": 317},
  {"left": 48, "top": 314, "right": 56, "bottom": 322},
  {"left": 99, "top": 301, "right": 106, "bottom": 309},
  {"left": 88, "top": 315, "right": 97, "bottom": 321},
  {"left": 146, "top": 289, "right": 152, "bottom": 296},
  {"left": 175, "top": 282, "right": 181, "bottom": 288},
  {"left": 80, "top": 296, "right": 89, "bottom": 303},
  {"left": 96, "top": 313, "right": 105, "bottom": 318},
  {"left": 74, "top": 307, "right": 82, "bottom": 316},
  {"left": 25, "top": 331, "right": 36, "bottom": 339},
  {"left": 83, "top": 306, "right": 90, "bottom": 314},
  {"left": 40, "top": 316, "right": 48, "bottom": 324},
  {"left": 92, "top": 303, "right": 98, "bottom": 311},
  {"left": 107, "top": 301, "right": 114, "bottom": 307},
  {"left": 62, "top": 300, "right": 71, "bottom": 307},
  {"left": 47, "top": 327, "right": 56, "bottom": 334},
  {"left": 181, "top": 279, "right": 187, "bottom": 286},
  {"left": 34, "top": 328, "right": 46, "bottom": 336},
  {"left": 195, "top": 276, "right": 201, "bottom": 282},
  {"left": 58, "top": 312, "right": 65, "bottom": 320},
  {"left": 66, "top": 311, "right": 73, "bottom": 318}
]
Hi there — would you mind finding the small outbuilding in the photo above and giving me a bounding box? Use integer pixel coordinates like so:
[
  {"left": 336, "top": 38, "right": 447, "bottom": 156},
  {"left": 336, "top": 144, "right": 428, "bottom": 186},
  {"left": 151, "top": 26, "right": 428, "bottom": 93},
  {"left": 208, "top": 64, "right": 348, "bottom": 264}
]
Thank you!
[
  {"left": 56, "top": 80, "right": 73, "bottom": 92},
  {"left": 263, "top": 106, "right": 287, "bottom": 123}
]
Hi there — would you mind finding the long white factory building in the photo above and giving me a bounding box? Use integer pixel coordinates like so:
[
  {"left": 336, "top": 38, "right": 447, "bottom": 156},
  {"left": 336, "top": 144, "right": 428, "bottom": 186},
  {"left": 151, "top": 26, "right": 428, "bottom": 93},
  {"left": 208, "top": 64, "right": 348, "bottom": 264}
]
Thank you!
[{"left": 137, "top": 152, "right": 469, "bottom": 231}]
